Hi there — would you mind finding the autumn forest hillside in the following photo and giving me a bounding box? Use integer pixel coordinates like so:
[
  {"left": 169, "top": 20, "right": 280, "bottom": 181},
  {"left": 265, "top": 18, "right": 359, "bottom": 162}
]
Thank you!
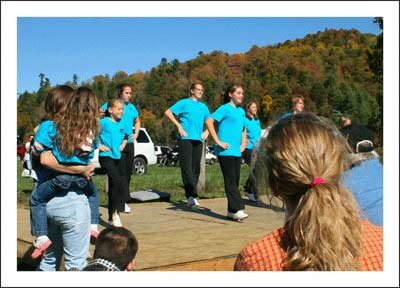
[{"left": 18, "top": 24, "right": 383, "bottom": 147}]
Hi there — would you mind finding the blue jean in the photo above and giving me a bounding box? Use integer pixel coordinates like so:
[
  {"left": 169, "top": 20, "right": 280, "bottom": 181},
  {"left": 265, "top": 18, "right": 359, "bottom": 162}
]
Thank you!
[
  {"left": 30, "top": 173, "right": 99, "bottom": 237},
  {"left": 38, "top": 190, "right": 90, "bottom": 271}
]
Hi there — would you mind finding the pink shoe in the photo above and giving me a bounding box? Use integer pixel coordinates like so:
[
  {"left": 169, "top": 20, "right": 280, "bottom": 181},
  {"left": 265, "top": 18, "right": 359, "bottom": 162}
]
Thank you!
[
  {"left": 31, "top": 239, "right": 52, "bottom": 259},
  {"left": 90, "top": 229, "right": 99, "bottom": 239},
  {"left": 90, "top": 229, "right": 99, "bottom": 244}
]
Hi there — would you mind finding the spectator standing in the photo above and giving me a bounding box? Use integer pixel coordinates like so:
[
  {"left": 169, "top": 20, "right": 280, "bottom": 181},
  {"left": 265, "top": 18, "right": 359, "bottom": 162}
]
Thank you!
[
  {"left": 340, "top": 115, "right": 382, "bottom": 226},
  {"left": 235, "top": 113, "right": 382, "bottom": 271}
]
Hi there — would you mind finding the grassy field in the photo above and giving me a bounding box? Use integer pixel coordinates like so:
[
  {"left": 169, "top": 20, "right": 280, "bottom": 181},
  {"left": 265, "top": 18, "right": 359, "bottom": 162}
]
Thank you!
[{"left": 17, "top": 161, "right": 269, "bottom": 208}]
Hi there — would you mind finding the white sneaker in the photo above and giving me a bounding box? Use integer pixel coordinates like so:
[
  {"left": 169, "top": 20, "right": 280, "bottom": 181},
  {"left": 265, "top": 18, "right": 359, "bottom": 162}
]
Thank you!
[
  {"left": 112, "top": 214, "right": 123, "bottom": 227},
  {"left": 187, "top": 197, "right": 200, "bottom": 207},
  {"left": 123, "top": 203, "right": 131, "bottom": 213},
  {"left": 246, "top": 192, "right": 257, "bottom": 202},
  {"left": 227, "top": 210, "right": 248, "bottom": 220}
]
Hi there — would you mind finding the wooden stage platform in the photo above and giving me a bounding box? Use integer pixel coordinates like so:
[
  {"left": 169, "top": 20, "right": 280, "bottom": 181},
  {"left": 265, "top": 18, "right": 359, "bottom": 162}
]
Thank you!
[{"left": 17, "top": 196, "right": 285, "bottom": 271}]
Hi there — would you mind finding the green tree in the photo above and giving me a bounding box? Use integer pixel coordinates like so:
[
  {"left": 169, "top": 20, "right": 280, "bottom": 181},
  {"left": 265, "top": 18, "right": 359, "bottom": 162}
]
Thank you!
[
  {"left": 39, "top": 73, "right": 45, "bottom": 87},
  {"left": 72, "top": 74, "right": 79, "bottom": 86}
]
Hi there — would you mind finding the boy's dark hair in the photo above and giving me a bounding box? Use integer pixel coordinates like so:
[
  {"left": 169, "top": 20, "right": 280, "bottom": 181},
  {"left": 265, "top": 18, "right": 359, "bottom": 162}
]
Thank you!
[
  {"left": 91, "top": 227, "right": 138, "bottom": 270},
  {"left": 341, "top": 122, "right": 375, "bottom": 153}
]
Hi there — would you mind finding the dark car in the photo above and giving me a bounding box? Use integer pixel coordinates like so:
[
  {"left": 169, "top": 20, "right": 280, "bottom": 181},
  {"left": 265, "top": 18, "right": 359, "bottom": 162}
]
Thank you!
[{"left": 17, "top": 144, "right": 26, "bottom": 161}]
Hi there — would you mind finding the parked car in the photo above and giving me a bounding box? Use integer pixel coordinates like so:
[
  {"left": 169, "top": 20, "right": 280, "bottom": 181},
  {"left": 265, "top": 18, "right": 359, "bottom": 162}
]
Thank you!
[
  {"left": 91, "top": 128, "right": 157, "bottom": 175},
  {"left": 17, "top": 144, "right": 26, "bottom": 161}
]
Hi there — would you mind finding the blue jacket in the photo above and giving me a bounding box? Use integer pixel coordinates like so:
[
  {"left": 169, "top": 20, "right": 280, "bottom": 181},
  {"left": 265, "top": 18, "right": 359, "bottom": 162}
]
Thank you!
[{"left": 342, "top": 158, "right": 383, "bottom": 226}]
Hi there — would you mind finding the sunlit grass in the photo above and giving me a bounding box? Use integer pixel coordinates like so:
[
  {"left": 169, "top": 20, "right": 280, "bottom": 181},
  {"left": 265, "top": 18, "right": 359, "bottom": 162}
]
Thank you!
[{"left": 17, "top": 161, "right": 269, "bottom": 208}]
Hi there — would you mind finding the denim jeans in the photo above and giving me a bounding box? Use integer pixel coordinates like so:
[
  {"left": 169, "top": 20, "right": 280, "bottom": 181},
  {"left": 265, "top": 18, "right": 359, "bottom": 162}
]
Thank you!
[
  {"left": 38, "top": 191, "right": 90, "bottom": 271},
  {"left": 30, "top": 174, "right": 99, "bottom": 237}
]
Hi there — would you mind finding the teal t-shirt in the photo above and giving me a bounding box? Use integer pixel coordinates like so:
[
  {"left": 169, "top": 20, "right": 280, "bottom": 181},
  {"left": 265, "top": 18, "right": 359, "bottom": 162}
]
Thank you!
[
  {"left": 34, "top": 120, "right": 56, "bottom": 150},
  {"left": 99, "top": 117, "right": 126, "bottom": 159},
  {"left": 245, "top": 117, "right": 262, "bottom": 150},
  {"left": 101, "top": 101, "right": 139, "bottom": 144},
  {"left": 34, "top": 120, "right": 97, "bottom": 165},
  {"left": 169, "top": 98, "right": 210, "bottom": 142},
  {"left": 211, "top": 103, "right": 245, "bottom": 157}
]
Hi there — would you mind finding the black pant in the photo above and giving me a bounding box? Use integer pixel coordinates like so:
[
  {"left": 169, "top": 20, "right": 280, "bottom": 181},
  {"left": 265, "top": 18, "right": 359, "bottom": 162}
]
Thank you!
[
  {"left": 178, "top": 139, "right": 203, "bottom": 198},
  {"left": 118, "top": 142, "right": 134, "bottom": 202},
  {"left": 218, "top": 156, "right": 244, "bottom": 213},
  {"left": 241, "top": 148, "right": 258, "bottom": 198},
  {"left": 99, "top": 156, "right": 129, "bottom": 220}
]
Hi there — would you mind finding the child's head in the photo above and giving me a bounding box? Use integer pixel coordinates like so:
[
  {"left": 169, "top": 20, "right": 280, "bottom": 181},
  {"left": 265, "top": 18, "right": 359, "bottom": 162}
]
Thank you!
[
  {"left": 257, "top": 112, "right": 362, "bottom": 270},
  {"left": 106, "top": 98, "right": 124, "bottom": 120},
  {"left": 44, "top": 85, "right": 74, "bottom": 121},
  {"left": 91, "top": 227, "right": 138, "bottom": 271},
  {"left": 290, "top": 95, "right": 304, "bottom": 114},
  {"left": 55, "top": 86, "right": 100, "bottom": 155},
  {"left": 117, "top": 83, "right": 132, "bottom": 103}
]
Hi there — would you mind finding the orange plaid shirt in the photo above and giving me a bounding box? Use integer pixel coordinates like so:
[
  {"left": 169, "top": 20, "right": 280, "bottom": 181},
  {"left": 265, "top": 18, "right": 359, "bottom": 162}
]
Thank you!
[{"left": 234, "top": 220, "right": 382, "bottom": 271}]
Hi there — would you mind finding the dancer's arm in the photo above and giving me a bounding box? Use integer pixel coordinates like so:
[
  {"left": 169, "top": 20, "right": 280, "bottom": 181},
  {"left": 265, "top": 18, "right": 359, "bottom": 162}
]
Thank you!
[
  {"left": 205, "top": 118, "right": 229, "bottom": 149},
  {"left": 164, "top": 109, "right": 188, "bottom": 137},
  {"left": 120, "top": 139, "right": 128, "bottom": 151},
  {"left": 132, "top": 117, "right": 141, "bottom": 141},
  {"left": 201, "top": 129, "right": 209, "bottom": 141},
  {"left": 240, "top": 129, "right": 247, "bottom": 152}
]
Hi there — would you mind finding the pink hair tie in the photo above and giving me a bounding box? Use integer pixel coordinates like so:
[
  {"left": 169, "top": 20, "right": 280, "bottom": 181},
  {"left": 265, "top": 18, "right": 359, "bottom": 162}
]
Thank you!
[{"left": 310, "top": 177, "right": 325, "bottom": 187}]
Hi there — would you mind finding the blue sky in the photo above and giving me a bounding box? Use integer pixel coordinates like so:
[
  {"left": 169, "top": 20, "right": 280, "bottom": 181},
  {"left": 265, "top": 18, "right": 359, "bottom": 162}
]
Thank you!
[{"left": 17, "top": 17, "right": 381, "bottom": 94}]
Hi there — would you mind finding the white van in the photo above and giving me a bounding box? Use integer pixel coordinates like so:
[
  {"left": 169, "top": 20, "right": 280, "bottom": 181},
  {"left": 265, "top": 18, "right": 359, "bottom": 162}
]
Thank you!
[{"left": 91, "top": 128, "right": 157, "bottom": 175}]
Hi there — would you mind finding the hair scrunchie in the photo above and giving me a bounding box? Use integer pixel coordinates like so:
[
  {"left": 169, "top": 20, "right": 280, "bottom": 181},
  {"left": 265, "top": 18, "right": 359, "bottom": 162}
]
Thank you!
[{"left": 310, "top": 177, "right": 325, "bottom": 187}]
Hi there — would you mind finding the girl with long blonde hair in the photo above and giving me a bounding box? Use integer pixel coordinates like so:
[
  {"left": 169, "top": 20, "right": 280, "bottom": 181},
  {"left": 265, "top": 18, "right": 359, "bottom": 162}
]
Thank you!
[
  {"left": 99, "top": 98, "right": 129, "bottom": 227},
  {"left": 234, "top": 113, "right": 382, "bottom": 271}
]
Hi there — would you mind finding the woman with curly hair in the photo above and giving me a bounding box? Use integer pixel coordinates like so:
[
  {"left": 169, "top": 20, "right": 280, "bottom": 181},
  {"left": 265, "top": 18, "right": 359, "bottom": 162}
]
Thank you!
[
  {"left": 30, "top": 86, "right": 100, "bottom": 266},
  {"left": 234, "top": 113, "right": 382, "bottom": 271}
]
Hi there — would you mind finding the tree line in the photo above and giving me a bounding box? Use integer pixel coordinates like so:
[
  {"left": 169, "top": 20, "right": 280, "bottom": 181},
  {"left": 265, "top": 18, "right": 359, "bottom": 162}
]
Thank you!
[{"left": 18, "top": 19, "right": 383, "bottom": 148}]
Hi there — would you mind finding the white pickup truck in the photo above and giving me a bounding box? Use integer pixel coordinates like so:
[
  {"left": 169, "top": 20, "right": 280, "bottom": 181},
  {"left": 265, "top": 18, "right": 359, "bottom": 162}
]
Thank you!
[{"left": 91, "top": 128, "right": 157, "bottom": 175}]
